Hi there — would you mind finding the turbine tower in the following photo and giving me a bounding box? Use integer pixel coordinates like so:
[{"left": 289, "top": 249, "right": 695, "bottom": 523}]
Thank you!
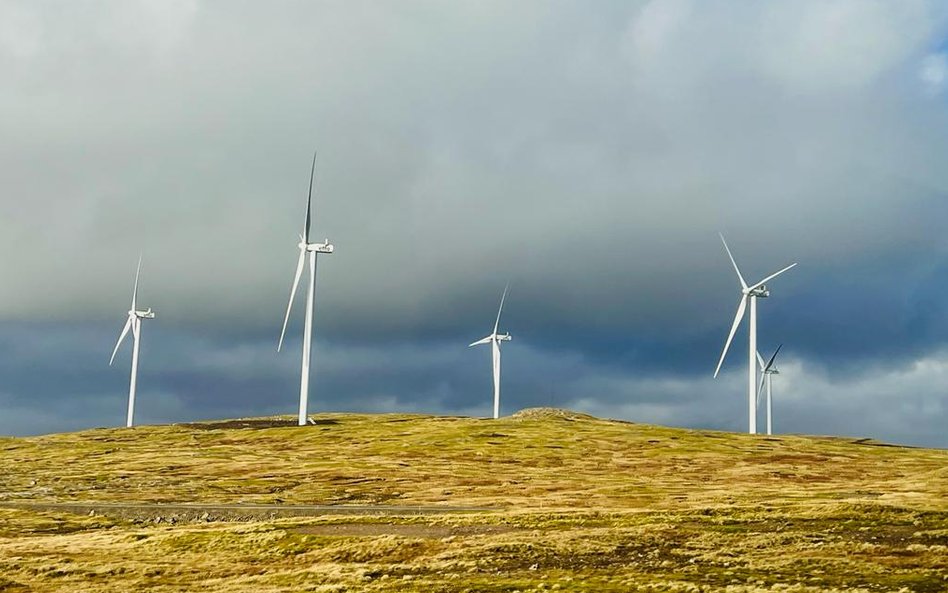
[
  {"left": 109, "top": 256, "right": 156, "bottom": 428},
  {"left": 278, "top": 151, "right": 334, "bottom": 426},
  {"left": 756, "top": 344, "right": 782, "bottom": 436},
  {"left": 713, "top": 234, "right": 795, "bottom": 434},
  {"left": 469, "top": 285, "right": 511, "bottom": 419}
]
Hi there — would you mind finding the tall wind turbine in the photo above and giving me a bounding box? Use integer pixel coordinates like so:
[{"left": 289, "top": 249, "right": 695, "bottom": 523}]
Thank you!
[
  {"left": 278, "top": 151, "right": 334, "bottom": 426},
  {"left": 713, "top": 234, "right": 796, "bottom": 434},
  {"left": 109, "top": 256, "right": 156, "bottom": 428},
  {"left": 756, "top": 344, "right": 782, "bottom": 436},
  {"left": 469, "top": 285, "right": 511, "bottom": 419}
]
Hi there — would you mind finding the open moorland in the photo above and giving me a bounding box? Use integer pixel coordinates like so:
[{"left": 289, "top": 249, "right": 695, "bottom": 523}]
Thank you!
[{"left": 0, "top": 409, "right": 946, "bottom": 592}]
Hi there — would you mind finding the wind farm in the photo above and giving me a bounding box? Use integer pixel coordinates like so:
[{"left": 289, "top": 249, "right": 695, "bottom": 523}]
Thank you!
[
  {"left": 0, "top": 149, "right": 943, "bottom": 592},
  {"left": 0, "top": 149, "right": 942, "bottom": 593},
  {"left": 4, "top": 2, "right": 948, "bottom": 592}
]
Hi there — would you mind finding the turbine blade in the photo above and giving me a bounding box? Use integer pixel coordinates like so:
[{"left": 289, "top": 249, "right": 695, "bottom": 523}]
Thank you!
[
  {"left": 714, "top": 296, "right": 747, "bottom": 378},
  {"left": 765, "top": 343, "right": 783, "bottom": 372},
  {"left": 493, "top": 284, "right": 509, "bottom": 335},
  {"left": 756, "top": 350, "right": 765, "bottom": 370},
  {"left": 278, "top": 248, "right": 307, "bottom": 352},
  {"left": 131, "top": 255, "right": 142, "bottom": 311},
  {"left": 304, "top": 150, "right": 316, "bottom": 244},
  {"left": 469, "top": 335, "right": 493, "bottom": 347},
  {"left": 748, "top": 263, "right": 797, "bottom": 293},
  {"left": 756, "top": 371, "right": 767, "bottom": 407},
  {"left": 720, "top": 233, "right": 747, "bottom": 290},
  {"left": 109, "top": 317, "right": 133, "bottom": 366}
]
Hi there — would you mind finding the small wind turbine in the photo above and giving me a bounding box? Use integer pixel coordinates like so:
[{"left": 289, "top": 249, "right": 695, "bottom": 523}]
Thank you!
[
  {"left": 756, "top": 344, "right": 782, "bottom": 436},
  {"left": 469, "top": 285, "right": 511, "bottom": 419},
  {"left": 109, "top": 256, "right": 156, "bottom": 428},
  {"left": 278, "top": 151, "right": 334, "bottom": 426},
  {"left": 713, "top": 234, "right": 796, "bottom": 434}
]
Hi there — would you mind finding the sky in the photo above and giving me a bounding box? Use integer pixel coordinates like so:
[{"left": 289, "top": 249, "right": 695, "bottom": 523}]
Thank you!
[{"left": 1, "top": 0, "right": 947, "bottom": 447}]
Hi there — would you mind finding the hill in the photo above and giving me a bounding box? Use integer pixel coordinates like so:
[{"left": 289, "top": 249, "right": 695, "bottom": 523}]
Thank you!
[{"left": 0, "top": 409, "right": 945, "bottom": 592}]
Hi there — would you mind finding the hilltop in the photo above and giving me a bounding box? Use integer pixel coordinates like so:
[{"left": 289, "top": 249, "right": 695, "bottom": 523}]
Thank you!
[{"left": 0, "top": 410, "right": 946, "bottom": 592}]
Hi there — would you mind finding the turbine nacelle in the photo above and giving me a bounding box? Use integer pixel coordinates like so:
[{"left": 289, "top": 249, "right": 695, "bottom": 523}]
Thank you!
[
  {"left": 745, "top": 285, "right": 769, "bottom": 298},
  {"left": 497, "top": 332, "right": 512, "bottom": 342},
  {"left": 132, "top": 308, "right": 156, "bottom": 319},
  {"left": 303, "top": 240, "right": 334, "bottom": 253}
]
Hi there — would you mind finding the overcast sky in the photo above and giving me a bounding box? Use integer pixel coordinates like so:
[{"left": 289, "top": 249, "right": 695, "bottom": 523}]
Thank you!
[{"left": 1, "top": 0, "right": 947, "bottom": 447}]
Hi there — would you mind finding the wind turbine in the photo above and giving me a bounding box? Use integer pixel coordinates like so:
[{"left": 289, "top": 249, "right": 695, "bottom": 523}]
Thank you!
[
  {"left": 469, "top": 285, "right": 511, "bottom": 419},
  {"left": 756, "top": 344, "right": 782, "bottom": 436},
  {"left": 109, "top": 256, "right": 156, "bottom": 428},
  {"left": 278, "top": 151, "right": 334, "bottom": 426},
  {"left": 713, "top": 234, "right": 796, "bottom": 434}
]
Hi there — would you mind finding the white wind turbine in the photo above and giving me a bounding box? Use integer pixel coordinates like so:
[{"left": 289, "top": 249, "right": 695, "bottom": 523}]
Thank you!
[
  {"left": 109, "top": 256, "right": 156, "bottom": 428},
  {"left": 756, "top": 344, "right": 782, "bottom": 436},
  {"left": 278, "top": 151, "right": 335, "bottom": 426},
  {"left": 469, "top": 285, "right": 511, "bottom": 419},
  {"left": 713, "top": 234, "right": 796, "bottom": 434}
]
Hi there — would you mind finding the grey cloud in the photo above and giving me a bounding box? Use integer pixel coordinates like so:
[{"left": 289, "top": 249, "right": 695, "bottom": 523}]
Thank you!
[{"left": 1, "top": 1, "right": 947, "bottom": 445}]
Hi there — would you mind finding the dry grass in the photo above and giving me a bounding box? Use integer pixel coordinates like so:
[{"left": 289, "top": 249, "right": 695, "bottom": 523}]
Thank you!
[{"left": 0, "top": 409, "right": 946, "bottom": 592}]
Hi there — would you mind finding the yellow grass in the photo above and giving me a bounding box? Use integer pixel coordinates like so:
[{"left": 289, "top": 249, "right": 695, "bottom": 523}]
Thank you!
[{"left": 1, "top": 409, "right": 945, "bottom": 592}]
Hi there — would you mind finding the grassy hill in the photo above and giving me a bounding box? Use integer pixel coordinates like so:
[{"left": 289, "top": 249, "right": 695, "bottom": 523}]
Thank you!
[{"left": 0, "top": 409, "right": 946, "bottom": 592}]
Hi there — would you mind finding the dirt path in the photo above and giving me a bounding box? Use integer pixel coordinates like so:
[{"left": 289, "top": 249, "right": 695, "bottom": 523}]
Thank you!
[{"left": 1, "top": 502, "right": 496, "bottom": 523}]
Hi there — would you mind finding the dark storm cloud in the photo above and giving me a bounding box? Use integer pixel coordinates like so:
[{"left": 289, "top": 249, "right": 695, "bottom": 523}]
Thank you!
[{"left": 1, "top": 0, "right": 948, "bottom": 446}]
